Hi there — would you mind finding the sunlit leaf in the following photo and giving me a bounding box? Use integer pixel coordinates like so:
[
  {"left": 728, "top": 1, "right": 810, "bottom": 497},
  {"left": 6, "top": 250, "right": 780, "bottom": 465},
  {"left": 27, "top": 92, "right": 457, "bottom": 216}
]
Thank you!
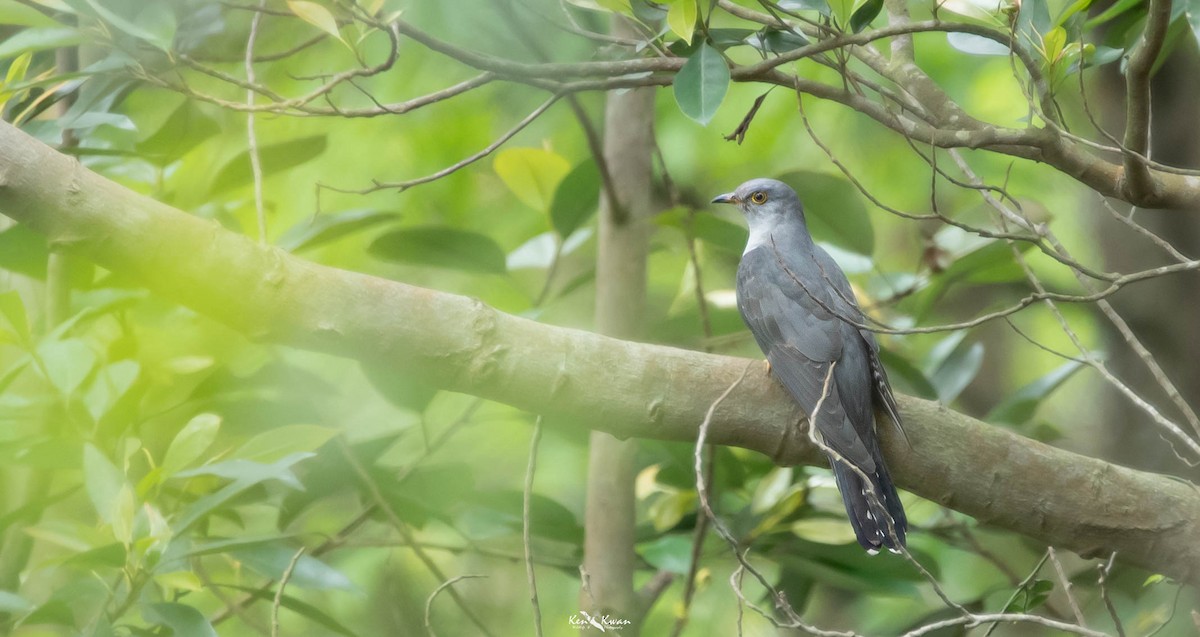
[
  {"left": 947, "top": 32, "right": 1010, "bottom": 56},
  {"left": 287, "top": 0, "right": 342, "bottom": 41},
  {"left": 1042, "top": 26, "right": 1067, "bottom": 63},
  {"left": 0, "top": 0, "right": 63, "bottom": 27},
  {"left": 161, "top": 413, "right": 222, "bottom": 476},
  {"left": 277, "top": 209, "right": 401, "bottom": 252},
  {"left": 674, "top": 41, "right": 729, "bottom": 125},
  {"left": 751, "top": 467, "right": 793, "bottom": 514},
  {"left": 647, "top": 490, "right": 694, "bottom": 531},
  {"left": 667, "top": 0, "right": 698, "bottom": 44},
  {"left": 369, "top": 226, "right": 508, "bottom": 274},
  {"left": 83, "top": 360, "right": 139, "bottom": 422},
  {"left": 494, "top": 147, "right": 571, "bottom": 213},
  {"left": 791, "top": 518, "right": 860, "bottom": 545},
  {"left": 38, "top": 338, "right": 97, "bottom": 396},
  {"left": 0, "top": 289, "right": 30, "bottom": 346},
  {"left": 83, "top": 443, "right": 125, "bottom": 525},
  {"left": 143, "top": 602, "right": 218, "bottom": 637},
  {"left": 231, "top": 424, "right": 339, "bottom": 464},
  {"left": 550, "top": 160, "right": 600, "bottom": 237}
]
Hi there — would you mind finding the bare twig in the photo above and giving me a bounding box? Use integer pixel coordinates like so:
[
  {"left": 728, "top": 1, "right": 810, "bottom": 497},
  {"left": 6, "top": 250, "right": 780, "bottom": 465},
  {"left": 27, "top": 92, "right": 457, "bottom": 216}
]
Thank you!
[
  {"left": 424, "top": 574, "right": 488, "bottom": 637},
  {"left": 523, "top": 418, "right": 545, "bottom": 637},
  {"left": 246, "top": 0, "right": 267, "bottom": 242},
  {"left": 1097, "top": 552, "right": 1126, "bottom": 637},
  {"left": 271, "top": 546, "right": 305, "bottom": 637},
  {"left": 320, "top": 95, "right": 561, "bottom": 196},
  {"left": 1049, "top": 547, "right": 1087, "bottom": 628}
]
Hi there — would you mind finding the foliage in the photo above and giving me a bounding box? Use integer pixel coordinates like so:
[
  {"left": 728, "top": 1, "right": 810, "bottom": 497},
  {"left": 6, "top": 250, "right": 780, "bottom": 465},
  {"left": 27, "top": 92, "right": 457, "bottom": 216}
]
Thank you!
[{"left": 0, "top": 0, "right": 1196, "bottom": 635}]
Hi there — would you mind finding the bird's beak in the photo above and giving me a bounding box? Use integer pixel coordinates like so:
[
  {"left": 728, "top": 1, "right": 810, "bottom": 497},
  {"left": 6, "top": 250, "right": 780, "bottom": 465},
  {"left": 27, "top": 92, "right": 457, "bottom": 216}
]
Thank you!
[{"left": 711, "top": 193, "right": 738, "bottom": 204}]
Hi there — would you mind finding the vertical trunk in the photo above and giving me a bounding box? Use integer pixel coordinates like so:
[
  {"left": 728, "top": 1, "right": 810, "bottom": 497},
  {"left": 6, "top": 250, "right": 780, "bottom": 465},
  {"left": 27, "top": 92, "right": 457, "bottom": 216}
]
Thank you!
[{"left": 580, "top": 19, "right": 656, "bottom": 632}]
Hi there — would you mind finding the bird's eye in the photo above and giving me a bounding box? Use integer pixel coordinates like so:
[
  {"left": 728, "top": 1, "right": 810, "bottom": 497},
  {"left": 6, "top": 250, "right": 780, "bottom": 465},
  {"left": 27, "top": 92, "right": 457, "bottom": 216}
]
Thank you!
[{"left": 750, "top": 191, "right": 768, "bottom": 204}]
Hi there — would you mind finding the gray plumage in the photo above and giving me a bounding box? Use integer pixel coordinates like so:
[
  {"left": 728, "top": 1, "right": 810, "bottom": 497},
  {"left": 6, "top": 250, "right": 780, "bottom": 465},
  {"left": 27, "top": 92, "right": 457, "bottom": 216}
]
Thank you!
[{"left": 713, "top": 178, "right": 907, "bottom": 553}]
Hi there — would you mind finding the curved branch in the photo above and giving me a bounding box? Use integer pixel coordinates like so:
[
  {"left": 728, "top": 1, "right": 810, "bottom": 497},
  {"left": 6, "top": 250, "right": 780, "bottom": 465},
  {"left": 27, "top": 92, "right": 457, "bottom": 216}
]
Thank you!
[{"left": 0, "top": 121, "right": 1196, "bottom": 583}]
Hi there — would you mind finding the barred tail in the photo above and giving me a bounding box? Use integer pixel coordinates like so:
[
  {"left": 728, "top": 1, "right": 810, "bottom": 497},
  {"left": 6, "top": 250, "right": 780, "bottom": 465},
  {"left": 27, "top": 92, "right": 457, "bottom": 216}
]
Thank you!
[{"left": 830, "top": 456, "right": 907, "bottom": 554}]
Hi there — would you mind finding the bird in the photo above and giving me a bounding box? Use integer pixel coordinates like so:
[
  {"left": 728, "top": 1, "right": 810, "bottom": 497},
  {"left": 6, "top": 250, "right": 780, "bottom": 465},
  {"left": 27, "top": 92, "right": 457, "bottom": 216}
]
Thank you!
[{"left": 712, "top": 177, "right": 907, "bottom": 554}]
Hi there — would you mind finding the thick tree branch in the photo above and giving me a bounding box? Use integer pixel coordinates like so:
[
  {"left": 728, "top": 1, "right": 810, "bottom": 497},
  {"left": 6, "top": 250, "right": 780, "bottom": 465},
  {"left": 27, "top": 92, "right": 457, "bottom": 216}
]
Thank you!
[{"left": 0, "top": 121, "right": 1197, "bottom": 583}]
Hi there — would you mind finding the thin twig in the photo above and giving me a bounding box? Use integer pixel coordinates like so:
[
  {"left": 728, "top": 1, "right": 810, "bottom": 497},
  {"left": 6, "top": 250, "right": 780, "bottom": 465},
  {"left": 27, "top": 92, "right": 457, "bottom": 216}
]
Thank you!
[
  {"left": 245, "top": 0, "right": 267, "bottom": 242},
  {"left": 424, "top": 574, "right": 488, "bottom": 637},
  {"left": 1097, "top": 552, "right": 1126, "bottom": 637},
  {"left": 522, "top": 418, "right": 545, "bottom": 637},
  {"left": 271, "top": 546, "right": 306, "bottom": 637},
  {"left": 1049, "top": 547, "right": 1087, "bottom": 628}
]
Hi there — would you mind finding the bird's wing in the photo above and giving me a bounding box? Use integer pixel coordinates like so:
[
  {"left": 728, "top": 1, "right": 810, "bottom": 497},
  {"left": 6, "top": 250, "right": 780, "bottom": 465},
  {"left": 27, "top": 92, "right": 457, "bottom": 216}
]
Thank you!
[
  {"left": 737, "top": 244, "right": 875, "bottom": 470},
  {"left": 809, "top": 246, "right": 905, "bottom": 432}
]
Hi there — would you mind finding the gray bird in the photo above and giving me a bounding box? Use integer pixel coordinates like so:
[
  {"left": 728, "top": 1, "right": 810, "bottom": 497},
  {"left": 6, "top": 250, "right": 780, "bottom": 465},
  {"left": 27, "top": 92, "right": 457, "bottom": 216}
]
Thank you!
[{"left": 713, "top": 178, "right": 907, "bottom": 553}]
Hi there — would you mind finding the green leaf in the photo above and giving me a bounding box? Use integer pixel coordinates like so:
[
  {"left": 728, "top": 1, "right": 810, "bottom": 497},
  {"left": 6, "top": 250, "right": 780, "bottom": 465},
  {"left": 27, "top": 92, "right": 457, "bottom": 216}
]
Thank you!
[
  {"left": 5, "top": 51, "right": 31, "bottom": 86},
  {"left": 494, "top": 147, "right": 571, "bottom": 213},
  {"left": 0, "top": 289, "right": 30, "bottom": 346},
  {"left": 776, "top": 171, "right": 874, "bottom": 255},
  {"left": 231, "top": 424, "right": 339, "bottom": 464},
  {"left": 277, "top": 209, "right": 401, "bottom": 252},
  {"left": 751, "top": 467, "right": 793, "bottom": 514},
  {"left": 0, "top": 27, "right": 83, "bottom": 59},
  {"left": 83, "top": 360, "right": 139, "bottom": 422},
  {"left": 550, "top": 160, "right": 601, "bottom": 237},
  {"left": 647, "top": 490, "right": 694, "bottom": 531},
  {"left": 667, "top": 0, "right": 698, "bottom": 44},
  {"left": 70, "top": 0, "right": 173, "bottom": 50},
  {"left": 748, "top": 28, "right": 810, "bottom": 54},
  {"left": 639, "top": 535, "right": 693, "bottom": 575},
  {"left": 210, "top": 135, "right": 329, "bottom": 195},
  {"left": 1042, "top": 26, "right": 1067, "bottom": 63},
  {"left": 172, "top": 454, "right": 312, "bottom": 533},
  {"left": 1005, "top": 579, "right": 1054, "bottom": 612},
  {"left": 1188, "top": 0, "right": 1200, "bottom": 48},
  {"left": 462, "top": 490, "right": 583, "bottom": 543},
  {"left": 0, "top": 591, "right": 34, "bottom": 614},
  {"left": 876, "top": 349, "right": 938, "bottom": 400},
  {"left": 219, "top": 585, "right": 360, "bottom": 636},
  {"left": 946, "top": 32, "right": 1010, "bottom": 56},
  {"left": 287, "top": 1, "right": 341, "bottom": 39},
  {"left": 929, "top": 341, "right": 983, "bottom": 403},
  {"left": 673, "top": 41, "right": 729, "bottom": 126},
  {"left": 161, "top": 413, "right": 222, "bottom": 476},
  {"left": 233, "top": 545, "right": 356, "bottom": 591},
  {"left": 987, "top": 361, "right": 1084, "bottom": 424},
  {"left": 693, "top": 213, "right": 750, "bottom": 254},
  {"left": 0, "top": 0, "right": 63, "bottom": 27},
  {"left": 791, "top": 517, "right": 860, "bottom": 545},
  {"left": 135, "top": 99, "right": 220, "bottom": 164},
  {"left": 37, "top": 338, "right": 97, "bottom": 396},
  {"left": 369, "top": 226, "right": 508, "bottom": 274},
  {"left": 849, "top": 0, "right": 883, "bottom": 32},
  {"left": 143, "top": 602, "right": 218, "bottom": 637},
  {"left": 84, "top": 443, "right": 125, "bottom": 525}
]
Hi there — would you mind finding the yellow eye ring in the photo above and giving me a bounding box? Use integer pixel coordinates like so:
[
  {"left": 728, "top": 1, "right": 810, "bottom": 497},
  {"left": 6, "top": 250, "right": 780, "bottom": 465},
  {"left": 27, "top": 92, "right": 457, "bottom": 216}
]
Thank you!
[{"left": 750, "top": 191, "right": 768, "bottom": 204}]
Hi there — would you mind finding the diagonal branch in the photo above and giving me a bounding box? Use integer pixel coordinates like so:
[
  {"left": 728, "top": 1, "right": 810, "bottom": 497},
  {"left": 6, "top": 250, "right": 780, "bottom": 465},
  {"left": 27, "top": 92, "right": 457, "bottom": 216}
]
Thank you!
[{"left": 0, "top": 120, "right": 1197, "bottom": 583}]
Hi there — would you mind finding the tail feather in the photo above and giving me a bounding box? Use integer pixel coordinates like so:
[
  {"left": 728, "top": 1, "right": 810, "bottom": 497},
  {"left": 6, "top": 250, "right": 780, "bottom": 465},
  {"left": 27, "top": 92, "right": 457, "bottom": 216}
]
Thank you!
[{"left": 830, "top": 457, "right": 907, "bottom": 553}]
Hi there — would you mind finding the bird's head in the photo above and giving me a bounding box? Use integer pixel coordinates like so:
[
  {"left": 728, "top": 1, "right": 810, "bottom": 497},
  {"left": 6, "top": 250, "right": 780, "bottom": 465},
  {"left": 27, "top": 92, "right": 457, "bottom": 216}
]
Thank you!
[{"left": 710, "top": 178, "right": 805, "bottom": 227}]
